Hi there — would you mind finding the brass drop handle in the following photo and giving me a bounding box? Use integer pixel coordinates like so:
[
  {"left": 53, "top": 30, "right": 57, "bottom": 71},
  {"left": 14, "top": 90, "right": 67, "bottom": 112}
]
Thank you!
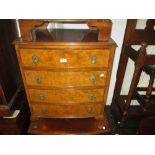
[
  {"left": 89, "top": 75, "right": 96, "bottom": 83},
  {"left": 91, "top": 55, "right": 97, "bottom": 64},
  {"left": 32, "top": 55, "right": 39, "bottom": 64},
  {"left": 35, "top": 76, "right": 42, "bottom": 83},
  {"left": 41, "top": 108, "right": 47, "bottom": 114},
  {"left": 39, "top": 94, "right": 45, "bottom": 100},
  {"left": 87, "top": 107, "right": 93, "bottom": 113},
  {"left": 88, "top": 93, "right": 94, "bottom": 100},
  {"left": 33, "top": 123, "right": 38, "bottom": 129}
]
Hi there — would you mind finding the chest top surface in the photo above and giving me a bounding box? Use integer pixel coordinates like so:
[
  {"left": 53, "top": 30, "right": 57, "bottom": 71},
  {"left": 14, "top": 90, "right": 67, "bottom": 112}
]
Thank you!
[{"left": 14, "top": 19, "right": 116, "bottom": 47}]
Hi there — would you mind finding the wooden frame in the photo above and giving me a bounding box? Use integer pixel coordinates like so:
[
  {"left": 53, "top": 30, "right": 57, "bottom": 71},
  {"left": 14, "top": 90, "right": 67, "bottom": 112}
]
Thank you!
[
  {"left": 18, "top": 19, "right": 112, "bottom": 41},
  {"left": 111, "top": 19, "right": 155, "bottom": 127}
]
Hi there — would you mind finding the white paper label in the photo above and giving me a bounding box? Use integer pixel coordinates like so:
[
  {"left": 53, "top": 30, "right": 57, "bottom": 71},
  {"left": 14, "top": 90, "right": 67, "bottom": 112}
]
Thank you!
[{"left": 60, "top": 58, "right": 67, "bottom": 63}]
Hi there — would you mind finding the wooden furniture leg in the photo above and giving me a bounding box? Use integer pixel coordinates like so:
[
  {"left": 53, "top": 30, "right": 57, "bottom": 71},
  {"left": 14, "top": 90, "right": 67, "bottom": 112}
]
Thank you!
[
  {"left": 146, "top": 76, "right": 154, "bottom": 101},
  {"left": 120, "top": 67, "right": 142, "bottom": 127},
  {"left": 111, "top": 20, "right": 137, "bottom": 106},
  {"left": 144, "top": 75, "right": 154, "bottom": 109},
  {"left": 111, "top": 49, "right": 129, "bottom": 106},
  {"left": 120, "top": 43, "right": 147, "bottom": 127}
]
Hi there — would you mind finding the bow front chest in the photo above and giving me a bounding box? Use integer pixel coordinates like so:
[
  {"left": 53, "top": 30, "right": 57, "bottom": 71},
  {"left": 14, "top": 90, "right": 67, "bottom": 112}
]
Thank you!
[{"left": 14, "top": 20, "right": 116, "bottom": 134}]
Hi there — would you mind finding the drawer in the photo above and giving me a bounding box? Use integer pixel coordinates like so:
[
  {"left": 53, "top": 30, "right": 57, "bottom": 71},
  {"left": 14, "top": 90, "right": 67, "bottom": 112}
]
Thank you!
[
  {"left": 19, "top": 49, "right": 110, "bottom": 68},
  {"left": 31, "top": 103, "right": 103, "bottom": 117},
  {"left": 28, "top": 88, "right": 105, "bottom": 103},
  {"left": 24, "top": 70, "right": 106, "bottom": 87}
]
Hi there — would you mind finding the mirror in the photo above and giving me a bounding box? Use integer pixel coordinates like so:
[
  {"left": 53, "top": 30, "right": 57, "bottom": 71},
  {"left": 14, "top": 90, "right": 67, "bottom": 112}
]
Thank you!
[{"left": 32, "top": 22, "right": 99, "bottom": 42}]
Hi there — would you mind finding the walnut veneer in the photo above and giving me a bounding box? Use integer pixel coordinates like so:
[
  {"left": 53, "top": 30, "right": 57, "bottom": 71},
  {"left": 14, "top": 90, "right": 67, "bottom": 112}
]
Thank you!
[{"left": 14, "top": 19, "right": 116, "bottom": 134}]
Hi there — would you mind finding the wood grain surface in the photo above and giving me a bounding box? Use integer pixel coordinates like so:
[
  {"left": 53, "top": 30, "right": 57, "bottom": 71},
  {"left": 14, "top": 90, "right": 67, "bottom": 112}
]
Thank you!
[
  {"left": 24, "top": 70, "right": 107, "bottom": 87},
  {"left": 31, "top": 103, "right": 103, "bottom": 117},
  {"left": 19, "top": 49, "right": 110, "bottom": 68},
  {"left": 28, "top": 88, "right": 105, "bottom": 103}
]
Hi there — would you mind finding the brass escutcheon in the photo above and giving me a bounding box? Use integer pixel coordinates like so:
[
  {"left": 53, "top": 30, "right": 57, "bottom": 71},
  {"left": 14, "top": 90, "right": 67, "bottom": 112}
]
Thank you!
[
  {"left": 88, "top": 93, "right": 94, "bottom": 100},
  {"left": 87, "top": 107, "right": 93, "bottom": 113},
  {"left": 89, "top": 75, "right": 96, "bottom": 83},
  {"left": 35, "top": 76, "right": 42, "bottom": 83},
  {"left": 32, "top": 55, "right": 39, "bottom": 64},
  {"left": 39, "top": 94, "right": 45, "bottom": 100}
]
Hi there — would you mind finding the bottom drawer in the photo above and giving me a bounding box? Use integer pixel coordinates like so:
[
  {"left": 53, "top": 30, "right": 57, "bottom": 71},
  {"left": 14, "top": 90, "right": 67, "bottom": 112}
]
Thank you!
[{"left": 31, "top": 103, "right": 103, "bottom": 118}]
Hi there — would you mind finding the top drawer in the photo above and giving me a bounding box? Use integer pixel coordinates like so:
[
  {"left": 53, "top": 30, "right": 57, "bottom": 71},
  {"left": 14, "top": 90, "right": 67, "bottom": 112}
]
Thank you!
[{"left": 19, "top": 49, "right": 110, "bottom": 68}]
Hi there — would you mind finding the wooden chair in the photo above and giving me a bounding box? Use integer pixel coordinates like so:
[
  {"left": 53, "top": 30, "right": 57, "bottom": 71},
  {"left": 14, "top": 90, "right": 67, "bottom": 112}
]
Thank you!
[{"left": 111, "top": 19, "right": 155, "bottom": 127}]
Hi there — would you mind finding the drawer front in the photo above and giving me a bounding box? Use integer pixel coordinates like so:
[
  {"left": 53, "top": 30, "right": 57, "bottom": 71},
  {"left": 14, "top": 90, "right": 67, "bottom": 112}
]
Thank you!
[
  {"left": 24, "top": 70, "right": 106, "bottom": 87},
  {"left": 31, "top": 103, "right": 102, "bottom": 117},
  {"left": 19, "top": 49, "right": 110, "bottom": 68},
  {"left": 28, "top": 88, "right": 104, "bottom": 103}
]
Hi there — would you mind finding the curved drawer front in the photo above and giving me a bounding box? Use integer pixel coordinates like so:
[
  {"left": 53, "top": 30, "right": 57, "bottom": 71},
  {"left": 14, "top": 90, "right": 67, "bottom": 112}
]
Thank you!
[
  {"left": 24, "top": 70, "right": 106, "bottom": 87},
  {"left": 28, "top": 88, "right": 105, "bottom": 103},
  {"left": 19, "top": 49, "right": 110, "bottom": 68},
  {"left": 31, "top": 103, "right": 103, "bottom": 117}
]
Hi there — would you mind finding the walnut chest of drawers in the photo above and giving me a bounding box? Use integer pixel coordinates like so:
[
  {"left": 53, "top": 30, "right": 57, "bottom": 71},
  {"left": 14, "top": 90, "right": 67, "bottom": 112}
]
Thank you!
[{"left": 14, "top": 19, "right": 116, "bottom": 134}]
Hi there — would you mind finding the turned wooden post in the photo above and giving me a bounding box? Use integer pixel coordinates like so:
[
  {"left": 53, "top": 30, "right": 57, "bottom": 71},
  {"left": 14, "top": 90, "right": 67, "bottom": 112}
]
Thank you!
[{"left": 120, "top": 43, "right": 147, "bottom": 127}]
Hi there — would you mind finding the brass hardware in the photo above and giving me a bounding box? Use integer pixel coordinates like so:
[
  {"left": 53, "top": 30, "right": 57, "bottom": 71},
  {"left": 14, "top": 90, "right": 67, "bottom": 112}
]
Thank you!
[
  {"left": 89, "top": 75, "right": 96, "bottom": 83},
  {"left": 41, "top": 108, "right": 47, "bottom": 114},
  {"left": 33, "top": 123, "right": 38, "bottom": 129},
  {"left": 88, "top": 93, "right": 94, "bottom": 100},
  {"left": 32, "top": 55, "right": 39, "bottom": 64},
  {"left": 35, "top": 76, "right": 42, "bottom": 83},
  {"left": 91, "top": 55, "right": 97, "bottom": 64},
  {"left": 87, "top": 107, "right": 93, "bottom": 113},
  {"left": 39, "top": 94, "right": 45, "bottom": 100}
]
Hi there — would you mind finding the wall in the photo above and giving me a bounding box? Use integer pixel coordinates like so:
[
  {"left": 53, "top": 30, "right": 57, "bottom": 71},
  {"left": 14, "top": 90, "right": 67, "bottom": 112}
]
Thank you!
[{"left": 107, "top": 19, "right": 127, "bottom": 104}]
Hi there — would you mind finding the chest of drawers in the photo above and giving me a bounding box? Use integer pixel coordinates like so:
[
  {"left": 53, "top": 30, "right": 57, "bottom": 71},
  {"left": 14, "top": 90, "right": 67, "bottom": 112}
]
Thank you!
[{"left": 14, "top": 19, "right": 116, "bottom": 134}]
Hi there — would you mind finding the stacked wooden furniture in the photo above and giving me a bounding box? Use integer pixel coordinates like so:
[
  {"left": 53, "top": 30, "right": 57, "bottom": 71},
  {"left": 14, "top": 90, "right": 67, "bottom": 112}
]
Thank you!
[
  {"left": 0, "top": 20, "right": 30, "bottom": 134},
  {"left": 14, "top": 19, "right": 116, "bottom": 134},
  {"left": 111, "top": 19, "right": 155, "bottom": 128}
]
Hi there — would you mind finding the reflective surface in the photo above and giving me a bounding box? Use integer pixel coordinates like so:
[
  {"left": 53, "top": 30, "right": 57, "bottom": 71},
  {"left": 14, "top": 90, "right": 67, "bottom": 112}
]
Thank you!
[{"left": 33, "top": 28, "right": 99, "bottom": 42}]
